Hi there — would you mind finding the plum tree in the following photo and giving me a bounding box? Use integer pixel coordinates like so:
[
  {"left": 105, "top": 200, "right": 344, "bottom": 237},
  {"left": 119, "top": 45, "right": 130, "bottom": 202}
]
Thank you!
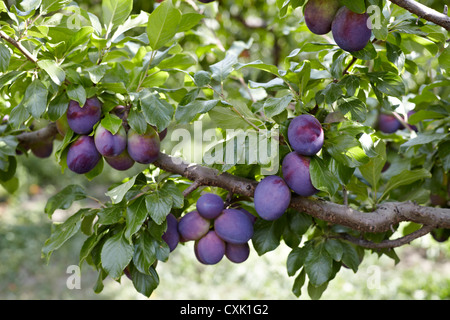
[
  {"left": 66, "top": 97, "right": 102, "bottom": 135},
  {"left": 304, "top": 0, "right": 341, "bottom": 35},
  {"left": 194, "top": 230, "right": 226, "bottom": 265},
  {"left": 225, "top": 242, "right": 250, "bottom": 264},
  {"left": 5, "top": 0, "right": 449, "bottom": 301},
  {"left": 214, "top": 209, "right": 254, "bottom": 244},
  {"left": 282, "top": 152, "right": 318, "bottom": 197},
  {"left": 162, "top": 213, "right": 180, "bottom": 252},
  {"left": 94, "top": 124, "right": 127, "bottom": 157},
  {"left": 66, "top": 135, "right": 101, "bottom": 174},
  {"left": 196, "top": 193, "right": 224, "bottom": 219},
  {"left": 254, "top": 175, "right": 291, "bottom": 221},
  {"left": 287, "top": 114, "right": 324, "bottom": 156},
  {"left": 178, "top": 210, "right": 211, "bottom": 241},
  {"left": 127, "top": 126, "right": 160, "bottom": 164},
  {"left": 331, "top": 6, "right": 372, "bottom": 52}
]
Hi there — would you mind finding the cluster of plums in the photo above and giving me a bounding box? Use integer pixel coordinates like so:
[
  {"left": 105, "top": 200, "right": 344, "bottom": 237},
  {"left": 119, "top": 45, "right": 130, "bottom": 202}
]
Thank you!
[
  {"left": 55, "top": 97, "right": 164, "bottom": 174},
  {"left": 162, "top": 193, "right": 255, "bottom": 265},
  {"left": 304, "top": 0, "right": 372, "bottom": 52},
  {"left": 254, "top": 114, "right": 323, "bottom": 221}
]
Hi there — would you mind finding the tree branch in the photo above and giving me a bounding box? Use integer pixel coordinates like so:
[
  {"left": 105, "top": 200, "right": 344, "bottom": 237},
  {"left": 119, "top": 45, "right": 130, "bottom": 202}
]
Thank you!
[
  {"left": 0, "top": 30, "right": 38, "bottom": 64},
  {"left": 16, "top": 122, "right": 58, "bottom": 145},
  {"left": 336, "top": 225, "right": 436, "bottom": 249},
  {"left": 388, "top": 0, "right": 450, "bottom": 31},
  {"left": 154, "top": 152, "right": 450, "bottom": 233}
]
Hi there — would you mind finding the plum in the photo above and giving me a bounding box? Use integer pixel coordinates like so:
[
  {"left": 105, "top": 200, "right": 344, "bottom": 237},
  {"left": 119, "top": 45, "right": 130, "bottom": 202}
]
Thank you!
[
  {"left": 378, "top": 113, "right": 402, "bottom": 134},
  {"left": 104, "top": 149, "right": 135, "bottom": 171},
  {"left": 236, "top": 207, "right": 257, "bottom": 225},
  {"left": 177, "top": 210, "right": 210, "bottom": 241},
  {"left": 198, "top": 0, "right": 215, "bottom": 3},
  {"left": 254, "top": 175, "right": 291, "bottom": 221},
  {"left": 112, "top": 105, "right": 127, "bottom": 119},
  {"left": 287, "top": 114, "right": 324, "bottom": 156},
  {"left": 225, "top": 242, "right": 250, "bottom": 264},
  {"left": 94, "top": 124, "right": 127, "bottom": 157},
  {"left": 67, "top": 97, "right": 102, "bottom": 135},
  {"left": 31, "top": 139, "right": 53, "bottom": 158},
  {"left": 406, "top": 110, "right": 418, "bottom": 132},
  {"left": 67, "top": 135, "right": 101, "bottom": 174},
  {"left": 194, "top": 230, "right": 225, "bottom": 265},
  {"left": 127, "top": 126, "right": 160, "bottom": 164},
  {"left": 282, "top": 151, "right": 318, "bottom": 197},
  {"left": 214, "top": 209, "right": 254, "bottom": 244},
  {"left": 162, "top": 213, "right": 180, "bottom": 252},
  {"left": 196, "top": 193, "right": 224, "bottom": 219},
  {"left": 304, "top": 0, "right": 341, "bottom": 35},
  {"left": 331, "top": 6, "right": 371, "bottom": 52}
]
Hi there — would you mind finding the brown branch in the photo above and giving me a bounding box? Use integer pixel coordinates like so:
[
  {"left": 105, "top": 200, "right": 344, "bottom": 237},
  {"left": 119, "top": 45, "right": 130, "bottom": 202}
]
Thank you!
[
  {"left": 0, "top": 30, "right": 37, "bottom": 64},
  {"left": 16, "top": 122, "right": 58, "bottom": 145},
  {"left": 388, "top": 0, "right": 450, "bottom": 31},
  {"left": 336, "top": 225, "right": 435, "bottom": 249},
  {"left": 154, "top": 152, "right": 450, "bottom": 233}
]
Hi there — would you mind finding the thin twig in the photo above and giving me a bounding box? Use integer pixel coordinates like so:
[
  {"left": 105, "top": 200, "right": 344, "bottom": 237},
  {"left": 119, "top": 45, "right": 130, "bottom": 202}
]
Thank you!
[{"left": 0, "top": 30, "right": 37, "bottom": 64}]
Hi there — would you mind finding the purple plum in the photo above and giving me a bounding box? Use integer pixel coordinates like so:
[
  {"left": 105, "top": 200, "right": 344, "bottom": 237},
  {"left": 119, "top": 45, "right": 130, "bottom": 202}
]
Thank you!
[
  {"left": 254, "top": 175, "right": 291, "bottom": 221},
  {"left": 67, "top": 135, "right": 101, "bottom": 174},
  {"left": 225, "top": 242, "right": 250, "bottom": 264},
  {"left": 287, "top": 114, "right": 324, "bottom": 156},
  {"left": 127, "top": 126, "right": 160, "bottom": 164},
  {"left": 104, "top": 150, "right": 135, "bottom": 171},
  {"left": 378, "top": 113, "right": 402, "bottom": 134},
  {"left": 67, "top": 97, "right": 102, "bottom": 135},
  {"left": 194, "top": 230, "right": 225, "bottom": 265},
  {"left": 94, "top": 124, "right": 127, "bottom": 157},
  {"left": 304, "top": 0, "right": 341, "bottom": 35},
  {"left": 282, "top": 152, "right": 318, "bottom": 197},
  {"left": 177, "top": 210, "right": 210, "bottom": 241},
  {"left": 331, "top": 6, "right": 372, "bottom": 52},
  {"left": 162, "top": 213, "right": 180, "bottom": 252},
  {"left": 214, "top": 209, "right": 254, "bottom": 244},
  {"left": 196, "top": 193, "right": 224, "bottom": 219}
]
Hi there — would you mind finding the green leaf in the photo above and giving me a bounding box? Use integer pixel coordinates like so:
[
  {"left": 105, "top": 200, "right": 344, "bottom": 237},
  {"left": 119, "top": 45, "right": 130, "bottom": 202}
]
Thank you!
[
  {"left": 292, "top": 268, "right": 306, "bottom": 298},
  {"left": 110, "top": 11, "right": 148, "bottom": 43},
  {"left": 210, "top": 40, "right": 252, "bottom": 82},
  {"left": 101, "top": 228, "right": 134, "bottom": 279},
  {"left": 287, "top": 245, "right": 309, "bottom": 277},
  {"left": 146, "top": 191, "right": 172, "bottom": 225},
  {"left": 340, "top": 0, "right": 366, "bottom": 14},
  {"left": 125, "top": 196, "right": 148, "bottom": 240},
  {"left": 40, "top": 0, "right": 71, "bottom": 14},
  {"left": 304, "top": 242, "right": 333, "bottom": 287},
  {"left": 105, "top": 174, "right": 137, "bottom": 204},
  {"left": 139, "top": 90, "right": 174, "bottom": 131},
  {"left": 45, "top": 184, "right": 86, "bottom": 216},
  {"left": 263, "top": 94, "right": 293, "bottom": 118},
  {"left": 175, "top": 99, "right": 219, "bottom": 124},
  {"left": 178, "top": 12, "right": 204, "bottom": 33},
  {"left": 102, "top": 0, "right": 133, "bottom": 34},
  {"left": 42, "top": 208, "right": 89, "bottom": 261},
  {"left": 100, "top": 113, "right": 123, "bottom": 135},
  {"left": 130, "top": 264, "right": 159, "bottom": 297},
  {"left": 160, "top": 180, "right": 184, "bottom": 208},
  {"left": 47, "top": 93, "right": 69, "bottom": 121},
  {"left": 324, "top": 239, "right": 344, "bottom": 262},
  {"left": 146, "top": 0, "right": 181, "bottom": 50},
  {"left": 97, "top": 206, "right": 124, "bottom": 225},
  {"left": 341, "top": 241, "right": 361, "bottom": 272},
  {"left": 439, "top": 46, "right": 450, "bottom": 72},
  {"left": 368, "top": 72, "right": 406, "bottom": 98},
  {"left": 22, "top": 79, "right": 48, "bottom": 119},
  {"left": 252, "top": 219, "right": 284, "bottom": 255},
  {"left": 37, "top": 59, "right": 66, "bottom": 86},
  {"left": 379, "top": 168, "right": 431, "bottom": 202},
  {"left": 400, "top": 132, "right": 449, "bottom": 152},
  {"left": 337, "top": 96, "right": 367, "bottom": 122},
  {"left": 359, "top": 140, "right": 386, "bottom": 189},
  {"left": 133, "top": 230, "right": 157, "bottom": 274},
  {"left": 310, "top": 156, "right": 340, "bottom": 197},
  {"left": 0, "top": 43, "right": 11, "bottom": 72},
  {"left": 67, "top": 84, "right": 86, "bottom": 107}
]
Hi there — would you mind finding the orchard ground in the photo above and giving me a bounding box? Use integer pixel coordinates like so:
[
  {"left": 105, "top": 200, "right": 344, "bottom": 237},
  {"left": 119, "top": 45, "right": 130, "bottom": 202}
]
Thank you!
[{"left": 0, "top": 153, "right": 449, "bottom": 299}]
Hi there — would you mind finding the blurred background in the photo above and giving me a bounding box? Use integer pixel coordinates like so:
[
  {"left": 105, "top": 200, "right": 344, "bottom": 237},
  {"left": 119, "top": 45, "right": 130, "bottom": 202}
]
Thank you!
[{"left": 0, "top": 0, "right": 449, "bottom": 300}]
